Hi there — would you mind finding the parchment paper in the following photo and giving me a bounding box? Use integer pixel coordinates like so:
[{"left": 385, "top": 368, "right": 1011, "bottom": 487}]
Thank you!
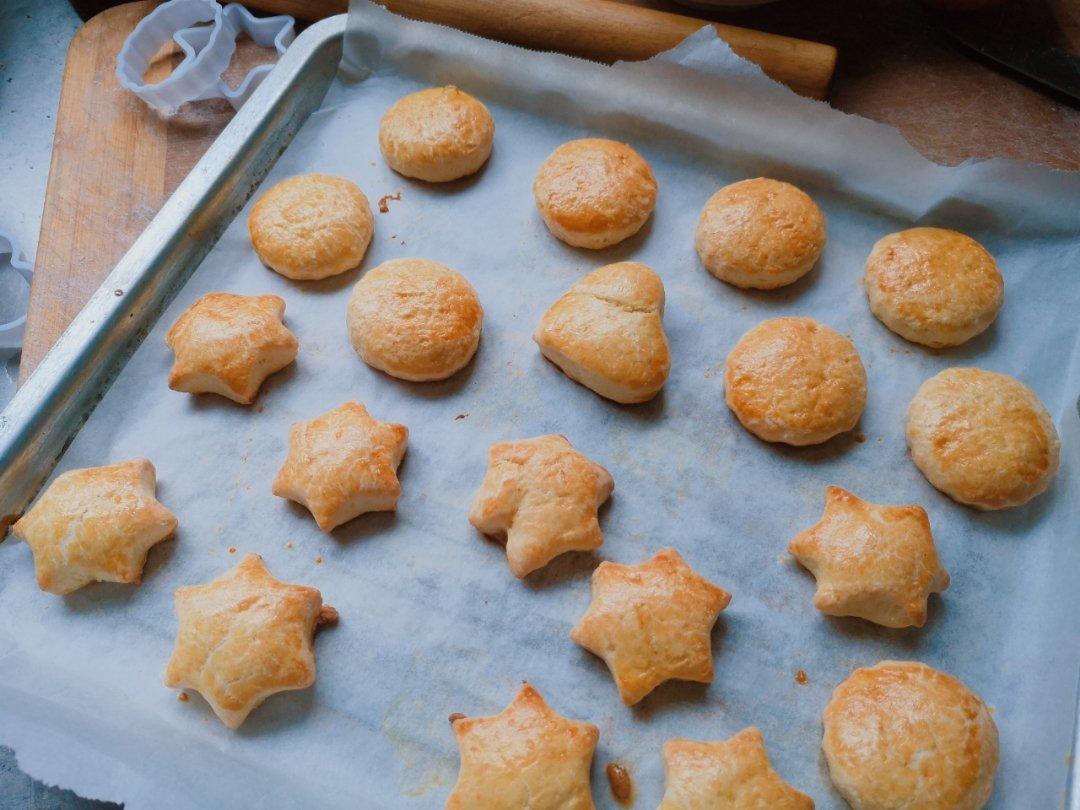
[{"left": 2, "top": 4, "right": 1078, "bottom": 807}]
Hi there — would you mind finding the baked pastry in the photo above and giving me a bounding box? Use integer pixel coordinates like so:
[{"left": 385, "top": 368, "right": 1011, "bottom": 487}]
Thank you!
[
  {"left": 165, "top": 292, "right": 299, "bottom": 404},
  {"left": 788, "top": 486, "right": 949, "bottom": 628},
  {"left": 695, "top": 178, "right": 826, "bottom": 289},
  {"left": 533, "top": 262, "right": 670, "bottom": 404},
  {"left": 379, "top": 86, "right": 494, "bottom": 182},
  {"left": 248, "top": 173, "right": 373, "bottom": 280},
  {"left": 724, "top": 317, "right": 866, "bottom": 445},
  {"left": 11, "top": 459, "right": 177, "bottom": 595},
  {"left": 822, "top": 661, "right": 999, "bottom": 810},
  {"left": 865, "top": 228, "right": 1004, "bottom": 348},
  {"left": 272, "top": 402, "right": 408, "bottom": 531},
  {"left": 533, "top": 138, "right": 657, "bottom": 249},
  {"left": 660, "top": 727, "right": 814, "bottom": 810},
  {"left": 906, "top": 367, "right": 1059, "bottom": 509},
  {"left": 164, "top": 554, "right": 336, "bottom": 729},
  {"left": 446, "top": 682, "right": 599, "bottom": 809},
  {"left": 347, "top": 258, "right": 483, "bottom": 381},
  {"left": 570, "top": 548, "right": 731, "bottom": 705},
  {"left": 469, "top": 435, "right": 613, "bottom": 578}
]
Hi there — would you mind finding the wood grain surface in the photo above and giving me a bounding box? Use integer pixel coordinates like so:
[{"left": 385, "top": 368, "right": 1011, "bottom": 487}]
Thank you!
[{"left": 18, "top": 0, "right": 1079, "bottom": 381}]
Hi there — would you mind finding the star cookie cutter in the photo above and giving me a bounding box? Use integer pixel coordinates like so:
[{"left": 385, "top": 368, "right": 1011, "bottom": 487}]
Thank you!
[
  {"left": 0, "top": 230, "right": 33, "bottom": 358},
  {"left": 116, "top": 0, "right": 295, "bottom": 114}
]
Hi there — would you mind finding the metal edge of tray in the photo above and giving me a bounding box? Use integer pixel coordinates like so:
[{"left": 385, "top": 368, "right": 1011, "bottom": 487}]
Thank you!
[{"left": 0, "top": 14, "right": 348, "bottom": 531}]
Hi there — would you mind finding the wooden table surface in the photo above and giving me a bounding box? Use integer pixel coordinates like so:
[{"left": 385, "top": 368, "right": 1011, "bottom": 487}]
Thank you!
[{"left": 18, "top": 0, "right": 1079, "bottom": 381}]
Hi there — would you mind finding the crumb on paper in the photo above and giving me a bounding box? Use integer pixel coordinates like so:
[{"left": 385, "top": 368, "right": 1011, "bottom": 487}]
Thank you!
[
  {"left": 228, "top": 546, "right": 237, "bottom": 554},
  {"left": 378, "top": 192, "right": 402, "bottom": 213},
  {"left": 318, "top": 605, "right": 340, "bottom": 626},
  {"left": 455, "top": 413, "right": 468, "bottom": 421},
  {"left": 286, "top": 542, "right": 294, "bottom": 549},
  {"left": 178, "top": 692, "right": 189, "bottom": 702},
  {"left": 254, "top": 403, "right": 265, "bottom": 413},
  {"left": 605, "top": 763, "right": 633, "bottom": 804},
  {"left": 854, "top": 433, "right": 866, "bottom": 443},
  {"left": 315, "top": 555, "right": 324, "bottom": 565},
  {"left": 448, "top": 712, "right": 466, "bottom": 724},
  {"left": 795, "top": 669, "right": 809, "bottom": 685},
  {"left": 114, "top": 289, "right": 124, "bottom": 297}
]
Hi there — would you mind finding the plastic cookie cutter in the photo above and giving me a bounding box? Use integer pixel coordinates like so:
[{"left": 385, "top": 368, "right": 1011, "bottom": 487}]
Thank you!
[
  {"left": 116, "top": 0, "right": 295, "bottom": 114},
  {"left": 0, "top": 231, "right": 33, "bottom": 359}
]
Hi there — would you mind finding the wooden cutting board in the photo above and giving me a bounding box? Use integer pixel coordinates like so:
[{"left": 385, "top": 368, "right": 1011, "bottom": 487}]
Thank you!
[{"left": 19, "top": 0, "right": 1079, "bottom": 381}]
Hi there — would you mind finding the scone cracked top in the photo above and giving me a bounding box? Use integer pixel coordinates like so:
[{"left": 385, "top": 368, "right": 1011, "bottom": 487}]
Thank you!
[
  {"left": 534, "top": 261, "right": 670, "bottom": 404},
  {"left": 273, "top": 402, "right": 408, "bottom": 532},
  {"left": 446, "top": 682, "right": 599, "bottom": 810},
  {"left": 571, "top": 548, "right": 731, "bottom": 705},
  {"left": 788, "top": 486, "right": 949, "bottom": 628},
  {"left": 248, "top": 173, "right": 373, "bottom": 281},
  {"left": 469, "top": 435, "right": 613, "bottom": 578},
  {"left": 165, "top": 292, "right": 298, "bottom": 404},
  {"left": 11, "top": 459, "right": 176, "bottom": 595},
  {"left": 533, "top": 138, "right": 657, "bottom": 249},
  {"left": 660, "top": 727, "right": 814, "bottom": 810},
  {"left": 822, "top": 661, "right": 999, "bottom": 810},
  {"left": 724, "top": 316, "right": 866, "bottom": 446},
  {"left": 164, "top": 554, "right": 337, "bottom": 729}
]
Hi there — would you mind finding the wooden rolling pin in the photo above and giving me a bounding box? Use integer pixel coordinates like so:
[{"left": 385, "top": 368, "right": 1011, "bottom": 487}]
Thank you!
[{"left": 242, "top": 0, "right": 837, "bottom": 99}]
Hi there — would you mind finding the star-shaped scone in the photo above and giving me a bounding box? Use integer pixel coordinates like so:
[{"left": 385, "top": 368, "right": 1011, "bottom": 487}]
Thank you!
[
  {"left": 468, "top": 435, "right": 614, "bottom": 578},
  {"left": 659, "top": 727, "right": 814, "bottom": 810},
  {"left": 11, "top": 459, "right": 177, "bottom": 595},
  {"left": 164, "top": 554, "right": 336, "bottom": 729},
  {"left": 788, "top": 486, "right": 950, "bottom": 628},
  {"left": 571, "top": 548, "right": 731, "bottom": 705},
  {"left": 165, "top": 292, "right": 299, "bottom": 404},
  {"left": 446, "top": 682, "right": 599, "bottom": 809},
  {"left": 273, "top": 401, "right": 408, "bottom": 532}
]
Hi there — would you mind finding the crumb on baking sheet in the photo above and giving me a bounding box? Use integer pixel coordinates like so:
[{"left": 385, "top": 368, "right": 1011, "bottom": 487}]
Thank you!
[
  {"left": 605, "top": 763, "right": 633, "bottom": 804},
  {"left": 448, "top": 712, "right": 466, "bottom": 724},
  {"left": 378, "top": 192, "right": 402, "bottom": 213},
  {"left": 318, "top": 605, "right": 339, "bottom": 626},
  {"left": 795, "top": 669, "right": 809, "bottom": 685}
]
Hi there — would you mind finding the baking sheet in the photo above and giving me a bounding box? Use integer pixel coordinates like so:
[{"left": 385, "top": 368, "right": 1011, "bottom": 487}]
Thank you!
[{"left": 2, "top": 3, "right": 1079, "bottom": 807}]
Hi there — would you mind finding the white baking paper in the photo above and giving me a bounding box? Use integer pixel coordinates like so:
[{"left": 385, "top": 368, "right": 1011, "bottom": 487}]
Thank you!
[{"left": 1, "top": 3, "right": 1078, "bottom": 807}]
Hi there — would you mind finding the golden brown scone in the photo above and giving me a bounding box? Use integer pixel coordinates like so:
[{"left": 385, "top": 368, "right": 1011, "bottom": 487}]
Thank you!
[
  {"left": 165, "top": 292, "right": 298, "bottom": 404},
  {"left": 570, "top": 548, "right": 731, "bottom": 705},
  {"left": 272, "top": 402, "right": 408, "bottom": 532},
  {"left": 533, "top": 262, "right": 670, "bottom": 404},
  {"left": 788, "top": 487, "right": 949, "bottom": 628},
  {"left": 11, "top": 459, "right": 176, "bottom": 595},
  {"left": 724, "top": 317, "right": 866, "bottom": 445},
  {"left": 248, "top": 173, "right": 373, "bottom": 280},
  {"left": 446, "top": 682, "right": 599, "bottom": 809},
  {"left": 822, "top": 661, "right": 999, "bottom": 810},
  {"left": 379, "top": 86, "right": 494, "bottom": 182},
  {"left": 865, "top": 228, "right": 1003, "bottom": 348},
  {"left": 660, "top": 727, "right": 814, "bottom": 810},
  {"left": 695, "top": 178, "right": 826, "bottom": 289},
  {"left": 533, "top": 138, "right": 657, "bottom": 249},
  {"left": 347, "top": 258, "right": 483, "bottom": 381},
  {"left": 906, "top": 367, "right": 1060, "bottom": 510},
  {"left": 164, "top": 554, "right": 334, "bottom": 729},
  {"left": 469, "top": 435, "right": 613, "bottom": 578}
]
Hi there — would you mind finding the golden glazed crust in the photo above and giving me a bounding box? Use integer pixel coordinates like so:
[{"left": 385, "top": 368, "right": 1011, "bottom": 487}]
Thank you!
[
  {"left": 347, "top": 258, "right": 483, "bottom": 381},
  {"left": 11, "top": 459, "right": 177, "bottom": 595},
  {"left": 906, "top": 367, "right": 1060, "bottom": 510},
  {"left": 724, "top": 317, "right": 866, "bottom": 446},
  {"left": 533, "top": 262, "right": 670, "bottom": 404},
  {"left": 865, "top": 228, "right": 1003, "bottom": 348},
  {"left": 164, "top": 554, "right": 330, "bottom": 729},
  {"left": 469, "top": 435, "right": 613, "bottom": 578},
  {"left": 533, "top": 138, "right": 657, "bottom": 249},
  {"left": 272, "top": 402, "right": 408, "bottom": 532},
  {"left": 660, "top": 728, "right": 814, "bottom": 810},
  {"left": 379, "top": 86, "right": 494, "bottom": 182},
  {"left": 570, "top": 548, "right": 731, "bottom": 705},
  {"left": 788, "top": 487, "right": 949, "bottom": 628},
  {"left": 822, "top": 661, "right": 999, "bottom": 810},
  {"left": 248, "top": 173, "right": 373, "bottom": 280},
  {"left": 695, "top": 178, "right": 826, "bottom": 290},
  {"left": 165, "top": 292, "right": 299, "bottom": 404},
  {"left": 446, "top": 682, "right": 599, "bottom": 809}
]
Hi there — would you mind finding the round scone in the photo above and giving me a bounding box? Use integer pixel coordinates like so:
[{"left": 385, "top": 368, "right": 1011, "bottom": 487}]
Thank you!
[
  {"left": 695, "top": 178, "right": 826, "bottom": 289},
  {"left": 533, "top": 138, "right": 657, "bottom": 249},
  {"left": 823, "top": 661, "right": 999, "bottom": 810},
  {"left": 249, "top": 173, "right": 373, "bottom": 280},
  {"left": 347, "top": 258, "right": 483, "bottom": 381},
  {"left": 865, "top": 228, "right": 1004, "bottom": 347},
  {"left": 906, "top": 367, "right": 1059, "bottom": 509},
  {"left": 724, "top": 317, "right": 866, "bottom": 445},
  {"left": 378, "top": 86, "right": 494, "bottom": 182}
]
